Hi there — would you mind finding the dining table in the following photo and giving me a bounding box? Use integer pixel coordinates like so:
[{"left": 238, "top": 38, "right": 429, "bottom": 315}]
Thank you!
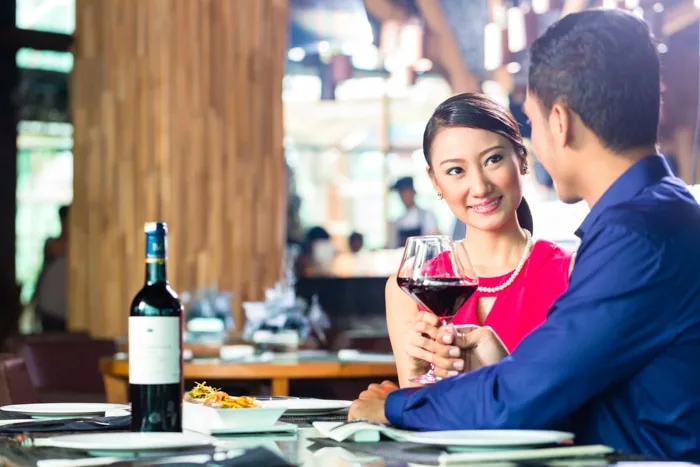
[
  {"left": 100, "top": 351, "right": 398, "bottom": 403},
  {"left": 0, "top": 411, "right": 661, "bottom": 467}
]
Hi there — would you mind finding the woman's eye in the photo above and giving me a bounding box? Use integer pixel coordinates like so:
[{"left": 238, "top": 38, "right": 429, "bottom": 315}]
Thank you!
[
  {"left": 485, "top": 154, "right": 504, "bottom": 166},
  {"left": 446, "top": 166, "right": 464, "bottom": 176}
]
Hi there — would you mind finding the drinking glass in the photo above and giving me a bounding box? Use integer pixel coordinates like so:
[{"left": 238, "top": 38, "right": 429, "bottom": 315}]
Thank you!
[{"left": 396, "top": 236, "right": 478, "bottom": 384}]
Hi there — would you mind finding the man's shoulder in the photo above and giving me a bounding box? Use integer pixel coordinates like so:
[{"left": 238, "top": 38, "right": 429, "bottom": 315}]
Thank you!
[{"left": 590, "top": 183, "right": 700, "bottom": 254}]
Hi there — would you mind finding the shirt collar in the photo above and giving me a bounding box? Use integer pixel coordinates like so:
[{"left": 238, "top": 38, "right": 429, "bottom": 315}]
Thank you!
[{"left": 575, "top": 154, "right": 672, "bottom": 238}]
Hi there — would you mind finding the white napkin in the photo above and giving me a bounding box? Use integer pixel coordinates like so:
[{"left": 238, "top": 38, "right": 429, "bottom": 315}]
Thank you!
[
  {"left": 313, "top": 421, "right": 411, "bottom": 443},
  {"left": 438, "top": 444, "right": 614, "bottom": 465}
]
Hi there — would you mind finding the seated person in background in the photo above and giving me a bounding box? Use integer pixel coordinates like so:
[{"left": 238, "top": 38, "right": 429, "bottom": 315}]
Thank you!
[
  {"left": 348, "top": 232, "right": 363, "bottom": 253},
  {"left": 295, "top": 226, "right": 336, "bottom": 277},
  {"left": 387, "top": 177, "right": 440, "bottom": 249},
  {"left": 350, "top": 10, "right": 700, "bottom": 461},
  {"left": 386, "top": 93, "right": 574, "bottom": 388}
]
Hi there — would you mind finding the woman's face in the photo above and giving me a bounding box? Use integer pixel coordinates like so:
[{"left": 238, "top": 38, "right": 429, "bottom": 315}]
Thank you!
[{"left": 428, "top": 127, "right": 525, "bottom": 232}]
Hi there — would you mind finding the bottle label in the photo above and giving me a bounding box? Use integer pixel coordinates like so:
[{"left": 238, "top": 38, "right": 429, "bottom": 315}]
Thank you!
[
  {"left": 145, "top": 234, "right": 166, "bottom": 264},
  {"left": 128, "top": 316, "right": 181, "bottom": 384}
]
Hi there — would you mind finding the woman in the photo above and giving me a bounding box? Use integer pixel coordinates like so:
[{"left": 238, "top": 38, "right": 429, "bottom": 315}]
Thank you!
[{"left": 387, "top": 93, "right": 574, "bottom": 388}]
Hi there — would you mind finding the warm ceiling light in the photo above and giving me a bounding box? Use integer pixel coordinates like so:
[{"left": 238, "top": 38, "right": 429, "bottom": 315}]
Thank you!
[
  {"left": 532, "top": 0, "right": 550, "bottom": 14},
  {"left": 507, "top": 6, "right": 526, "bottom": 53},
  {"left": 484, "top": 22, "right": 503, "bottom": 71},
  {"left": 506, "top": 62, "right": 522, "bottom": 74}
]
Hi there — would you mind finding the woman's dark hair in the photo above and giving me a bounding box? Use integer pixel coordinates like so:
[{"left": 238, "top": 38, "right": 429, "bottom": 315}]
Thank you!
[{"left": 423, "top": 92, "right": 533, "bottom": 233}]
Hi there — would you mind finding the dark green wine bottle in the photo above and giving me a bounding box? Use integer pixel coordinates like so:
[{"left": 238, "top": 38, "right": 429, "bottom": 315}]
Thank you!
[{"left": 129, "top": 222, "right": 183, "bottom": 432}]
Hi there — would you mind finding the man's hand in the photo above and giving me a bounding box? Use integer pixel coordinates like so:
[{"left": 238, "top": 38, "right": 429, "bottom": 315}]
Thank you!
[
  {"left": 432, "top": 325, "right": 509, "bottom": 377},
  {"left": 347, "top": 380, "right": 398, "bottom": 423}
]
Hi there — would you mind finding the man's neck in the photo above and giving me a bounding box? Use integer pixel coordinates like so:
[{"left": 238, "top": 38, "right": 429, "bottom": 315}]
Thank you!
[{"left": 579, "top": 145, "right": 657, "bottom": 208}]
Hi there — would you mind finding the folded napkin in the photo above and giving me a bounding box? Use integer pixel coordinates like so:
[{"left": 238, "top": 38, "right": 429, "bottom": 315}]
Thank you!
[
  {"left": 438, "top": 444, "right": 615, "bottom": 466},
  {"left": 313, "top": 421, "right": 410, "bottom": 443},
  {"left": 0, "top": 415, "right": 130, "bottom": 434},
  {"left": 279, "top": 412, "right": 347, "bottom": 428}
]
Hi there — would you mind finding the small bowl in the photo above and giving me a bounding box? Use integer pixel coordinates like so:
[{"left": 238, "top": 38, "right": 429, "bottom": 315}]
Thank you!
[{"left": 182, "top": 401, "right": 286, "bottom": 435}]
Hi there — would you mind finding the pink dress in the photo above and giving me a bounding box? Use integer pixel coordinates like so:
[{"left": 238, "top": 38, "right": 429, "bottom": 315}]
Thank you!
[{"left": 421, "top": 240, "right": 573, "bottom": 352}]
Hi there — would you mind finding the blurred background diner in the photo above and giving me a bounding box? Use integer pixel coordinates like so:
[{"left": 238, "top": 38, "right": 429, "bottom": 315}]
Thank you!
[{"left": 0, "top": 0, "right": 698, "bottom": 406}]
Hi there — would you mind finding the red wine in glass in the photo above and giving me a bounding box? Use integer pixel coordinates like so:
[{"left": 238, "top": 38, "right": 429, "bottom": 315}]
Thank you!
[
  {"left": 396, "top": 236, "right": 478, "bottom": 385},
  {"left": 408, "top": 278, "right": 477, "bottom": 326}
]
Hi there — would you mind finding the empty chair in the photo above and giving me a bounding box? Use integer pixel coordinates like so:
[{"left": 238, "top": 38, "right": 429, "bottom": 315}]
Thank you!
[
  {"left": 20, "top": 335, "right": 117, "bottom": 403},
  {"left": 0, "top": 353, "right": 40, "bottom": 405}
]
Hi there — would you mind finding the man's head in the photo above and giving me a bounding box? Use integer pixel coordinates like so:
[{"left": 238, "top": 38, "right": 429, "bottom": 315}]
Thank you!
[
  {"left": 349, "top": 232, "right": 364, "bottom": 253},
  {"left": 58, "top": 204, "right": 71, "bottom": 235},
  {"left": 392, "top": 176, "right": 416, "bottom": 208},
  {"left": 524, "top": 9, "right": 660, "bottom": 203}
]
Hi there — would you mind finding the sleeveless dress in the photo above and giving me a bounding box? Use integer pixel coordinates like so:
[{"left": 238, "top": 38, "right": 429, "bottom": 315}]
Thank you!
[{"left": 421, "top": 239, "right": 573, "bottom": 353}]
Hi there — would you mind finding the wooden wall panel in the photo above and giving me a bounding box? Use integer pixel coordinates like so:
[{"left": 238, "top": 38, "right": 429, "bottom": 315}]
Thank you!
[{"left": 70, "top": 0, "right": 288, "bottom": 338}]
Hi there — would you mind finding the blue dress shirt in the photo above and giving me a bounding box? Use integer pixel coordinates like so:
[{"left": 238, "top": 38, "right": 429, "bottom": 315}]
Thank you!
[{"left": 385, "top": 155, "right": 700, "bottom": 461}]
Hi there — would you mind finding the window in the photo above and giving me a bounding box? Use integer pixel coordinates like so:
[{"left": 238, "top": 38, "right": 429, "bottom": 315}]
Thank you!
[
  {"left": 16, "top": 0, "right": 75, "bottom": 34},
  {"left": 15, "top": 48, "right": 73, "bottom": 303}
]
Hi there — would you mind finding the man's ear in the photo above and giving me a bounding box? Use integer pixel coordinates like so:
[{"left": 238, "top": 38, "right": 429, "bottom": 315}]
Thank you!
[{"left": 549, "top": 101, "right": 571, "bottom": 148}]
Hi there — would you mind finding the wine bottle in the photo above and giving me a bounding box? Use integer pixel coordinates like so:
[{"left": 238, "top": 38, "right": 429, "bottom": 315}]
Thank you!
[{"left": 128, "top": 222, "right": 183, "bottom": 432}]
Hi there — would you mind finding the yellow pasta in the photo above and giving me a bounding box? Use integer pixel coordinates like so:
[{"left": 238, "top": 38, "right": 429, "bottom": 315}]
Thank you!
[{"left": 184, "top": 381, "right": 259, "bottom": 408}]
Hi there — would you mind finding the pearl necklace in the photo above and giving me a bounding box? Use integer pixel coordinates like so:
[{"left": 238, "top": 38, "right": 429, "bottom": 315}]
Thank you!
[{"left": 477, "top": 229, "right": 533, "bottom": 294}]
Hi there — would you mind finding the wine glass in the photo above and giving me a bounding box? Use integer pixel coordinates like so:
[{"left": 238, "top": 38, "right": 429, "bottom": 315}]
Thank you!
[{"left": 396, "top": 235, "right": 479, "bottom": 384}]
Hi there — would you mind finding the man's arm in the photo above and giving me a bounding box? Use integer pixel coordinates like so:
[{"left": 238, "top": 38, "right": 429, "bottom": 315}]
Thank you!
[{"left": 385, "top": 225, "right": 676, "bottom": 430}]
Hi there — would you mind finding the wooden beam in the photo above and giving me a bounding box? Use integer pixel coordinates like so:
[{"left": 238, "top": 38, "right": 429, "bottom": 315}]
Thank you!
[
  {"left": 663, "top": 1, "right": 700, "bottom": 37},
  {"left": 415, "top": 0, "right": 479, "bottom": 93}
]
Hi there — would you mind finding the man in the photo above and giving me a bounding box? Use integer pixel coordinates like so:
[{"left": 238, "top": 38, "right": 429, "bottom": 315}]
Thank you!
[
  {"left": 387, "top": 176, "right": 440, "bottom": 248},
  {"left": 349, "top": 9, "right": 700, "bottom": 461}
]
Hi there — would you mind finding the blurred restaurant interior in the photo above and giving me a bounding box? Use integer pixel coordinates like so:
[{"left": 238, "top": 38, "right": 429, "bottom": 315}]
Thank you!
[{"left": 0, "top": 0, "right": 699, "bottom": 404}]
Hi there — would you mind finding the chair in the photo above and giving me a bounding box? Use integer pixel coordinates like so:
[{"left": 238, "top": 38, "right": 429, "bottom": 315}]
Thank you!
[
  {"left": 20, "top": 335, "right": 117, "bottom": 403},
  {"left": 0, "top": 353, "right": 40, "bottom": 405}
]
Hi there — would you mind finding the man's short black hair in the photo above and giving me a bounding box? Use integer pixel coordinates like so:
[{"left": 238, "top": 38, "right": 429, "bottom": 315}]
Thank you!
[{"left": 528, "top": 9, "right": 660, "bottom": 152}]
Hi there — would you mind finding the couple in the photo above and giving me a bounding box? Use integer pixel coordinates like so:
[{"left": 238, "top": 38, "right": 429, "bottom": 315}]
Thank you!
[{"left": 350, "top": 9, "right": 700, "bottom": 462}]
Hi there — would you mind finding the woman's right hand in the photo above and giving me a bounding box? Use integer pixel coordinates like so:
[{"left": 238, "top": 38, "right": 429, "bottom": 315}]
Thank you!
[{"left": 405, "top": 312, "right": 465, "bottom": 380}]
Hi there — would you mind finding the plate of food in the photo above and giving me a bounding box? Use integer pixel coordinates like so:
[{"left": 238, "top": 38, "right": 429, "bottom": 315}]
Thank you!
[{"left": 182, "top": 382, "right": 294, "bottom": 435}]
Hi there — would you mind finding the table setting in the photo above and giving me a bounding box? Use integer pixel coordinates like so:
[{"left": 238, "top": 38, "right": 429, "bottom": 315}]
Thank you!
[{"left": 0, "top": 397, "right": 667, "bottom": 467}]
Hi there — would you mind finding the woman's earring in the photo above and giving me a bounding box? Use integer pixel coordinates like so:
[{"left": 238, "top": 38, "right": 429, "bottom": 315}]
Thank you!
[
  {"left": 521, "top": 163, "right": 529, "bottom": 174},
  {"left": 437, "top": 192, "right": 443, "bottom": 199}
]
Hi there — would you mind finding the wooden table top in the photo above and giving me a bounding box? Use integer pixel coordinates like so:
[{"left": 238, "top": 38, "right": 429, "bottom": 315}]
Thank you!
[{"left": 101, "top": 355, "right": 398, "bottom": 380}]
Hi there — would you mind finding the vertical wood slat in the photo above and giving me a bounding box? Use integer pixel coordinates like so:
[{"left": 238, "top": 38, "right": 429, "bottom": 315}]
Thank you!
[{"left": 70, "top": 0, "right": 288, "bottom": 338}]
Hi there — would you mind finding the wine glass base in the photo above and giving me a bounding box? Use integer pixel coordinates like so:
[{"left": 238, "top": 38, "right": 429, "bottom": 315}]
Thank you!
[{"left": 409, "top": 373, "right": 439, "bottom": 385}]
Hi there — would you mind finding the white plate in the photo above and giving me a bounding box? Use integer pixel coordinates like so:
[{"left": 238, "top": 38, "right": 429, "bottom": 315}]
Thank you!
[
  {"left": 314, "top": 422, "right": 573, "bottom": 448},
  {"left": 0, "top": 403, "right": 130, "bottom": 419},
  {"left": 258, "top": 399, "right": 351, "bottom": 415},
  {"left": 410, "top": 429, "right": 574, "bottom": 449},
  {"left": 43, "top": 432, "right": 213, "bottom": 456}
]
